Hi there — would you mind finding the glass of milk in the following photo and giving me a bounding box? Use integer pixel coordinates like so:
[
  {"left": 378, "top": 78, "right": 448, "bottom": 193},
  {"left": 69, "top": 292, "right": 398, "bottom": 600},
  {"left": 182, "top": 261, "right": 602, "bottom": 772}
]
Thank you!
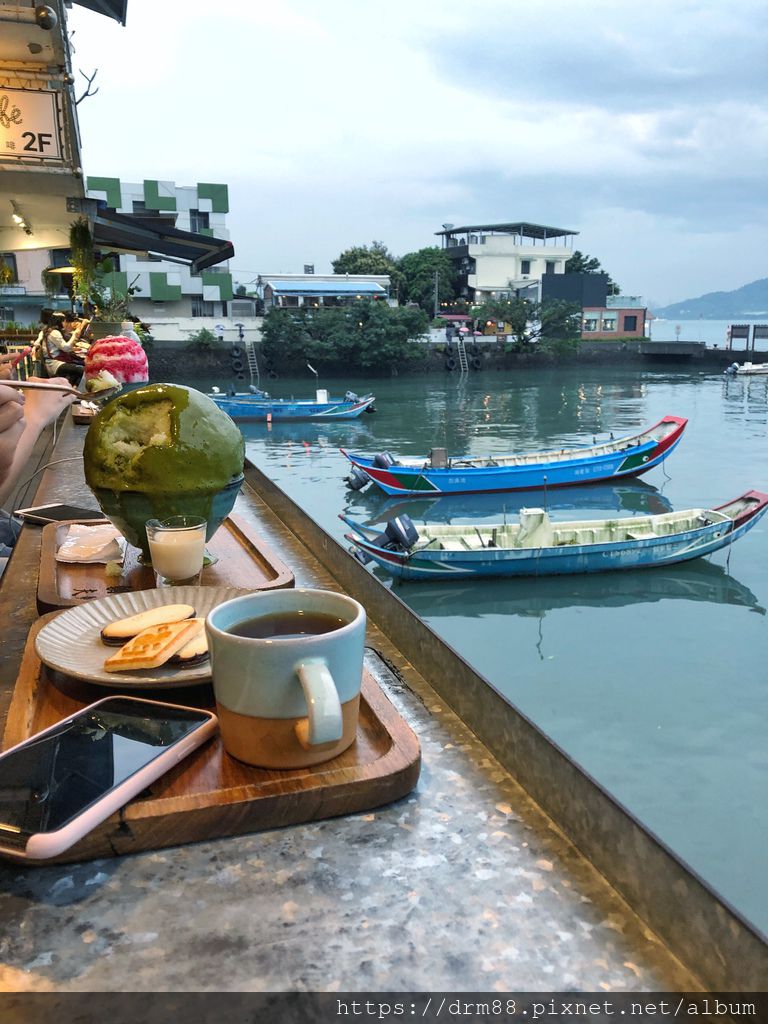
[{"left": 146, "top": 515, "right": 207, "bottom": 587}]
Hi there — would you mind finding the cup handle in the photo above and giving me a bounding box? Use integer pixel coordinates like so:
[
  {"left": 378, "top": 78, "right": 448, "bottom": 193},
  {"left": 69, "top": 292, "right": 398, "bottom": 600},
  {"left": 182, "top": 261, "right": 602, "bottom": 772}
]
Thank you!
[{"left": 294, "top": 658, "right": 343, "bottom": 750}]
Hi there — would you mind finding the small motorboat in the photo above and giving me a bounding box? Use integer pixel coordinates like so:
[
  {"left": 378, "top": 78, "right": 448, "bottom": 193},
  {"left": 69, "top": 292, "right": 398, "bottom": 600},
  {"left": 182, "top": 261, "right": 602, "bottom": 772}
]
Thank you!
[
  {"left": 341, "top": 490, "right": 768, "bottom": 581},
  {"left": 209, "top": 387, "right": 376, "bottom": 422},
  {"left": 341, "top": 416, "right": 687, "bottom": 496},
  {"left": 724, "top": 362, "right": 768, "bottom": 376}
]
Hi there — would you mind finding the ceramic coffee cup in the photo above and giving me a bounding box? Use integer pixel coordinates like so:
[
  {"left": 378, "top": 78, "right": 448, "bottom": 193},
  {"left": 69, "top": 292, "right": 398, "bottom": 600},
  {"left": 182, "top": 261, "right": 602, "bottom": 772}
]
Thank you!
[{"left": 205, "top": 589, "right": 366, "bottom": 768}]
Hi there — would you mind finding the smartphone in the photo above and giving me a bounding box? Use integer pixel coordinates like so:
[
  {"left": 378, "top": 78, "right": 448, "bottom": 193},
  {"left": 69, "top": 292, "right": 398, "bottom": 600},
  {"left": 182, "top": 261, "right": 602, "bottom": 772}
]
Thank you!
[
  {"left": 0, "top": 696, "right": 218, "bottom": 860},
  {"left": 14, "top": 503, "right": 108, "bottom": 526}
]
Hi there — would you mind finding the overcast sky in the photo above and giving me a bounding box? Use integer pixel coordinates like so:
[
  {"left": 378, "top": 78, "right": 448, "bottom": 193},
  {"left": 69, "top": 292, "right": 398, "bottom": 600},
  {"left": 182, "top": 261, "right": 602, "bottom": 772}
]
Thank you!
[{"left": 69, "top": 0, "right": 768, "bottom": 307}]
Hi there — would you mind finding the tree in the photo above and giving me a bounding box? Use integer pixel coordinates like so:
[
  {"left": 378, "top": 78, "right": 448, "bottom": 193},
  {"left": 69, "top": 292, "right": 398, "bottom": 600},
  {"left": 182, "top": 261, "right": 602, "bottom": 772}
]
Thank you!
[
  {"left": 398, "top": 247, "right": 456, "bottom": 314},
  {"left": 538, "top": 299, "right": 582, "bottom": 342},
  {"left": 472, "top": 297, "right": 533, "bottom": 343},
  {"left": 471, "top": 297, "right": 581, "bottom": 350},
  {"left": 260, "top": 300, "right": 428, "bottom": 372},
  {"left": 331, "top": 241, "right": 404, "bottom": 300},
  {"left": 565, "top": 250, "right": 620, "bottom": 295}
]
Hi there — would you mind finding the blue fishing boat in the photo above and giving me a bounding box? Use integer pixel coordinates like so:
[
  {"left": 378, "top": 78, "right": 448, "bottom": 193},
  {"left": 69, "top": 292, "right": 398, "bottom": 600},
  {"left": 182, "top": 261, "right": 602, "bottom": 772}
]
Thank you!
[
  {"left": 210, "top": 388, "right": 376, "bottom": 422},
  {"left": 341, "top": 415, "right": 687, "bottom": 495},
  {"left": 341, "top": 490, "right": 768, "bottom": 581},
  {"left": 349, "top": 478, "right": 674, "bottom": 527}
]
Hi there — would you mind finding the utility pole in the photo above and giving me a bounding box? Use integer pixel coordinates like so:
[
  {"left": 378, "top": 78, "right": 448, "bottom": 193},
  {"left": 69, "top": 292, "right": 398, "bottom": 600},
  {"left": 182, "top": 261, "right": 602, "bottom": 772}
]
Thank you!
[{"left": 433, "top": 270, "right": 439, "bottom": 318}]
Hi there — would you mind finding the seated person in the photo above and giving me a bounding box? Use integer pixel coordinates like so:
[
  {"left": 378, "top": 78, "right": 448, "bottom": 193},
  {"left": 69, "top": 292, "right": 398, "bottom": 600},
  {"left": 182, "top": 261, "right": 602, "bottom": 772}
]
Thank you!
[
  {"left": 34, "top": 313, "right": 84, "bottom": 386},
  {"left": 63, "top": 311, "right": 91, "bottom": 356}
]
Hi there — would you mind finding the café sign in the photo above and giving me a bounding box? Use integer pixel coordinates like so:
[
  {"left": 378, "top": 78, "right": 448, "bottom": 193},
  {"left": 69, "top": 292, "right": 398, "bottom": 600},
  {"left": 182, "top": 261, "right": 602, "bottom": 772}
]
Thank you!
[{"left": 0, "top": 87, "right": 63, "bottom": 163}]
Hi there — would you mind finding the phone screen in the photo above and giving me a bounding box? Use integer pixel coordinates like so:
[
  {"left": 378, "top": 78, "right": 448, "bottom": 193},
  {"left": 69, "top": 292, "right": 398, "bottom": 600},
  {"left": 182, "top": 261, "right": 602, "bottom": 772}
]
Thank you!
[{"left": 0, "top": 699, "right": 210, "bottom": 842}]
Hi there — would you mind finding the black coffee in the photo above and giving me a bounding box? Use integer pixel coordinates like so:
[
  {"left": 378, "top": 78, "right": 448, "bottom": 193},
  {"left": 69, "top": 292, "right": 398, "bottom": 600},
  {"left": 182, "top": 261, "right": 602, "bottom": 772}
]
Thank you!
[{"left": 229, "top": 611, "right": 346, "bottom": 640}]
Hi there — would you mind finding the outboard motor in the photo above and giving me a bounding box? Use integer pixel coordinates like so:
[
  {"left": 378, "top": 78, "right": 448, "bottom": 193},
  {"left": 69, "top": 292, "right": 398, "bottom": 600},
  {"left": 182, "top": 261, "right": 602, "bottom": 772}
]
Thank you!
[
  {"left": 346, "top": 466, "right": 370, "bottom": 491},
  {"left": 373, "top": 450, "right": 396, "bottom": 469},
  {"left": 345, "top": 390, "right": 360, "bottom": 402},
  {"left": 384, "top": 514, "right": 419, "bottom": 551}
]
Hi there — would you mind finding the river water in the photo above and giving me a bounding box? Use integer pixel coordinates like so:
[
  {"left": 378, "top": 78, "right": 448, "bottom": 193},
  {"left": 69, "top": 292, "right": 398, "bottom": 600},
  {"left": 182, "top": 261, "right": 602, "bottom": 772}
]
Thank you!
[{"left": 187, "top": 364, "right": 768, "bottom": 932}]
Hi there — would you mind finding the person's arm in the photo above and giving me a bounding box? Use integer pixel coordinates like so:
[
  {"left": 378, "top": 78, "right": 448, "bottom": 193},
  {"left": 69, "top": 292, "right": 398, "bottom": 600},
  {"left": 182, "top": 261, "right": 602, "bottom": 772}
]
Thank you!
[
  {"left": 0, "top": 377, "right": 75, "bottom": 507},
  {"left": 0, "top": 353, "right": 21, "bottom": 381}
]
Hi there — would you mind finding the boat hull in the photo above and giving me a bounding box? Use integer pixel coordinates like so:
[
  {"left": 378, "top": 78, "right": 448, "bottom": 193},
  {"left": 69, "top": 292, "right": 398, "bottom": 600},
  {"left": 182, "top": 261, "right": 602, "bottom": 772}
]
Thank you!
[
  {"left": 342, "top": 415, "right": 687, "bottom": 495},
  {"left": 342, "top": 491, "right": 768, "bottom": 581},
  {"left": 211, "top": 394, "right": 376, "bottom": 422}
]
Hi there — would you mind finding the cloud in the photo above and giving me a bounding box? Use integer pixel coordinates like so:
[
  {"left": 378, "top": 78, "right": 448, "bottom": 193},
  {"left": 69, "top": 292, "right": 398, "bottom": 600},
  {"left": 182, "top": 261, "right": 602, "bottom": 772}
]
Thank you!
[{"left": 67, "top": 0, "right": 768, "bottom": 303}]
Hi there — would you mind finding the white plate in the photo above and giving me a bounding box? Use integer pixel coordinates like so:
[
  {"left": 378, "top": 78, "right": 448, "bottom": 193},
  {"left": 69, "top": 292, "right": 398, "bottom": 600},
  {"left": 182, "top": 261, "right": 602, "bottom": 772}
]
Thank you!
[{"left": 35, "top": 586, "right": 246, "bottom": 688}]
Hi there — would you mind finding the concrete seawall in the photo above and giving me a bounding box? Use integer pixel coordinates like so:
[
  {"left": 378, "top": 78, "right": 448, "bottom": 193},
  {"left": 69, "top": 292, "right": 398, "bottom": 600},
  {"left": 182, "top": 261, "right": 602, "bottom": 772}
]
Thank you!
[{"left": 146, "top": 338, "right": 759, "bottom": 379}]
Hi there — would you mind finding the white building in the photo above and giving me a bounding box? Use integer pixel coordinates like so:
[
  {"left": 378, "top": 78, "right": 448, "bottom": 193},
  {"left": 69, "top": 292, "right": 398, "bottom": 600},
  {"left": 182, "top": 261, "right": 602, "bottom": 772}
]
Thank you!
[
  {"left": 85, "top": 177, "right": 235, "bottom": 322},
  {"left": 436, "top": 221, "right": 578, "bottom": 303}
]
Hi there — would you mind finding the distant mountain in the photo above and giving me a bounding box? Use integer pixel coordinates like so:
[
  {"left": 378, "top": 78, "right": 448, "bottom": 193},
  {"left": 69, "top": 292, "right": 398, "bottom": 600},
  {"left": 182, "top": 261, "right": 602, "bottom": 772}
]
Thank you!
[{"left": 652, "top": 278, "right": 768, "bottom": 319}]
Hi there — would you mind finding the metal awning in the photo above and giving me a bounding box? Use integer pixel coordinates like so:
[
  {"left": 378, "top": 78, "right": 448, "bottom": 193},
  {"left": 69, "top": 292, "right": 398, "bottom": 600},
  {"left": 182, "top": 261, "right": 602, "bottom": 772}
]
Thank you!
[
  {"left": 266, "top": 280, "right": 386, "bottom": 296},
  {"left": 72, "top": 1, "right": 128, "bottom": 25},
  {"left": 435, "top": 222, "right": 578, "bottom": 239},
  {"left": 92, "top": 209, "right": 233, "bottom": 273}
]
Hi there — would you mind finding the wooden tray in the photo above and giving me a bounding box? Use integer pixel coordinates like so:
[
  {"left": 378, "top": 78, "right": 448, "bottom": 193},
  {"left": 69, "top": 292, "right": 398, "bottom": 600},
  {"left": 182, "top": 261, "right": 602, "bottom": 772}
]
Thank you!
[
  {"left": 37, "top": 512, "right": 294, "bottom": 610},
  {"left": 71, "top": 404, "right": 97, "bottom": 425},
  {"left": 1, "top": 620, "right": 421, "bottom": 864}
]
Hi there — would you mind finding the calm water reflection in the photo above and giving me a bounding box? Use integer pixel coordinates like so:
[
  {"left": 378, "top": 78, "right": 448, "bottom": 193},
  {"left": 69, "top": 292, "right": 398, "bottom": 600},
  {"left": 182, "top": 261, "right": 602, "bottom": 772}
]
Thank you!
[{"left": 190, "top": 367, "right": 768, "bottom": 930}]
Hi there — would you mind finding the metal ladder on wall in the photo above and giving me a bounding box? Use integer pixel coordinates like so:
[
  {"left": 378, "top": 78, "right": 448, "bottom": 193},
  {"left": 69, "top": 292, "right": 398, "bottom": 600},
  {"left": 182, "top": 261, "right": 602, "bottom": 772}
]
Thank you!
[
  {"left": 243, "top": 338, "right": 260, "bottom": 388},
  {"left": 456, "top": 335, "right": 469, "bottom": 374}
]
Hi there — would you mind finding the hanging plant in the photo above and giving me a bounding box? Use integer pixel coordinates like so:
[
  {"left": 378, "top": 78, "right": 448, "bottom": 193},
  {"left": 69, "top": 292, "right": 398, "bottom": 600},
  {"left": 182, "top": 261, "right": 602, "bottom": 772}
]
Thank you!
[{"left": 69, "top": 216, "right": 96, "bottom": 300}]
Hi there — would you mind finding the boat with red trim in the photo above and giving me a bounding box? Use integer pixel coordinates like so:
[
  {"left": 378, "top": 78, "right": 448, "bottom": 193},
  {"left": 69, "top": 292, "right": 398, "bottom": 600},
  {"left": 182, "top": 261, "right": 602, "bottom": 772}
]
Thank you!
[{"left": 341, "top": 415, "right": 687, "bottom": 496}]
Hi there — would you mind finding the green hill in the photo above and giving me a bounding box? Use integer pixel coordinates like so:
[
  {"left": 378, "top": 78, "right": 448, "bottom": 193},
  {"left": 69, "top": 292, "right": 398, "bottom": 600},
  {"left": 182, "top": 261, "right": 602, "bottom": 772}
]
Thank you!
[{"left": 653, "top": 278, "right": 768, "bottom": 319}]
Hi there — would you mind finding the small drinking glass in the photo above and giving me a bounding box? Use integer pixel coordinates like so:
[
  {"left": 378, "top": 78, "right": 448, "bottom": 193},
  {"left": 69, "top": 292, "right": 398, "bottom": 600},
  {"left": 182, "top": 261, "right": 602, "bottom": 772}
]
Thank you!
[{"left": 145, "top": 515, "right": 207, "bottom": 587}]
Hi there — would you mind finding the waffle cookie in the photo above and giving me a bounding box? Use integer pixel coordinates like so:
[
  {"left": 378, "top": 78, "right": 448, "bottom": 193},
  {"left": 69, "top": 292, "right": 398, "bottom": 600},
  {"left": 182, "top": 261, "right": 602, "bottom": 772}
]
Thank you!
[
  {"left": 168, "top": 620, "right": 209, "bottom": 667},
  {"left": 104, "top": 618, "right": 204, "bottom": 672},
  {"left": 101, "top": 603, "right": 196, "bottom": 646}
]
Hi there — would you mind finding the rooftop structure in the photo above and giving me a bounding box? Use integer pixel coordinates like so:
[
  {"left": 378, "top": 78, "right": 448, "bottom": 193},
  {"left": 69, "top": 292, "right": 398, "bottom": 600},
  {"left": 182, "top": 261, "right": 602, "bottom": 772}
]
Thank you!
[{"left": 435, "top": 221, "right": 578, "bottom": 241}]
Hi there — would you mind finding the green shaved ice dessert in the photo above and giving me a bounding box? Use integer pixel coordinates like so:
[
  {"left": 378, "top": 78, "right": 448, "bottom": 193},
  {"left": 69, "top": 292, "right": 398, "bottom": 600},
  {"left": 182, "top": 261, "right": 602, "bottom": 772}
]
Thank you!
[{"left": 83, "top": 383, "right": 245, "bottom": 556}]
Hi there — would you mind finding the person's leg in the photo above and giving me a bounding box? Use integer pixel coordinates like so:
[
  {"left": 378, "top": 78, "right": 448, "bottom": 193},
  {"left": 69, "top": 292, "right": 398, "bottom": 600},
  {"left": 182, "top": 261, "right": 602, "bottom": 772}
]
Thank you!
[{"left": 58, "top": 364, "right": 83, "bottom": 386}]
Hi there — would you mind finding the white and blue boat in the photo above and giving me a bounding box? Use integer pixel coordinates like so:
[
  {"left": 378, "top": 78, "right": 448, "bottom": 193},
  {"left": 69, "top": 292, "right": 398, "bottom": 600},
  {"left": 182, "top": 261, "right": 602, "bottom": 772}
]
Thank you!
[
  {"left": 341, "top": 491, "right": 768, "bottom": 581},
  {"left": 210, "top": 388, "right": 376, "bottom": 422},
  {"left": 342, "top": 415, "right": 687, "bottom": 495}
]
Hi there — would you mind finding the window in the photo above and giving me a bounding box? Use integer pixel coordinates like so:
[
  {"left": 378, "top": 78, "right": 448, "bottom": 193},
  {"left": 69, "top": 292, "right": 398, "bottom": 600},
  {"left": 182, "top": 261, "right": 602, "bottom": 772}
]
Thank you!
[
  {"left": 546, "top": 260, "right": 557, "bottom": 274},
  {"left": 191, "top": 297, "right": 215, "bottom": 317},
  {"left": 0, "top": 253, "right": 18, "bottom": 284},
  {"left": 583, "top": 316, "right": 599, "bottom": 333},
  {"left": 132, "top": 200, "right": 147, "bottom": 214},
  {"left": 520, "top": 259, "right": 531, "bottom": 275},
  {"left": 623, "top": 314, "right": 638, "bottom": 332},
  {"left": 601, "top": 316, "right": 617, "bottom": 332},
  {"left": 189, "top": 209, "right": 210, "bottom": 233}
]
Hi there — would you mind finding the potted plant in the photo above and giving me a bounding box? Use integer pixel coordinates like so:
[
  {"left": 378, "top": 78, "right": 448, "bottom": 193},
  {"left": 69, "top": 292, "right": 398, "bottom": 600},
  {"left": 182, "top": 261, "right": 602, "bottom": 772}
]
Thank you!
[
  {"left": 68, "top": 219, "right": 142, "bottom": 340},
  {"left": 88, "top": 266, "right": 142, "bottom": 340}
]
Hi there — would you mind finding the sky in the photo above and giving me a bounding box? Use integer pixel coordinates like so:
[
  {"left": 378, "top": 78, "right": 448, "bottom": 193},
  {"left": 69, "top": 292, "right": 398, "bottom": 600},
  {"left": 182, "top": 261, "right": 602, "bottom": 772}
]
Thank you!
[{"left": 68, "top": 0, "right": 768, "bottom": 308}]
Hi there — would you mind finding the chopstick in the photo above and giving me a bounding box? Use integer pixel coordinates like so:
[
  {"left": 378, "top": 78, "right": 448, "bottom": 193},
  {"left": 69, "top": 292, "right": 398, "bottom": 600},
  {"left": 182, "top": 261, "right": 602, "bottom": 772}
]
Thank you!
[{"left": 1, "top": 380, "right": 82, "bottom": 397}]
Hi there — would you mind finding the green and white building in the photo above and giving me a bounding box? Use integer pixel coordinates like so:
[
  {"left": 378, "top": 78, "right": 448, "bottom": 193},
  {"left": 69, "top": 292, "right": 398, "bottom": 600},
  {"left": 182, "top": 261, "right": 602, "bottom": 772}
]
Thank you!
[{"left": 85, "top": 177, "right": 237, "bottom": 323}]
